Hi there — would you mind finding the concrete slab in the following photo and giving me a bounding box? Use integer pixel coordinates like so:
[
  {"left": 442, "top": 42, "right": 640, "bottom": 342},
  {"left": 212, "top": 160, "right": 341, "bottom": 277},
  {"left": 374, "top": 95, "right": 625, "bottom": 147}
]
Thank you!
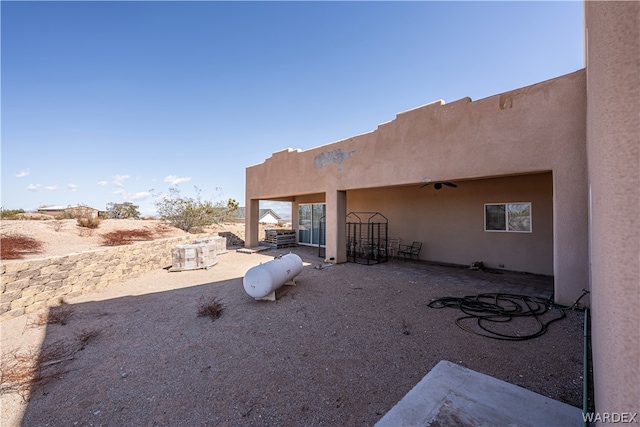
[
  {"left": 375, "top": 360, "right": 582, "bottom": 427},
  {"left": 236, "top": 246, "right": 271, "bottom": 254}
]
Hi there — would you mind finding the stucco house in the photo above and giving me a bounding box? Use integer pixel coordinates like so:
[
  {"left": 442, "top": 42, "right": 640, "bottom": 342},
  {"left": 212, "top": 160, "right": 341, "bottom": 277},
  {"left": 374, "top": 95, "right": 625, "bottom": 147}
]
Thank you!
[
  {"left": 234, "top": 207, "right": 282, "bottom": 225},
  {"left": 245, "top": 2, "right": 638, "bottom": 417}
]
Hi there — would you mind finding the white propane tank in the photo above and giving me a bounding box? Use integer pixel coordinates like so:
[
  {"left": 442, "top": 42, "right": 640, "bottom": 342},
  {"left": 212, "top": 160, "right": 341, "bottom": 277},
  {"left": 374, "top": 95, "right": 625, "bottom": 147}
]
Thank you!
[{"left": 243, "top": 253, "right": 303, "bottom": 300}]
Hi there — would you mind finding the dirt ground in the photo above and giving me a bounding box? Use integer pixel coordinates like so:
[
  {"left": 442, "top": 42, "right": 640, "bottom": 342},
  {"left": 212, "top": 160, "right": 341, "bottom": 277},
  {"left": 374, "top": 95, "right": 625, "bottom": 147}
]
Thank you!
[
  {"left": 1, "top": 219, "right": 586, "bottom": 426},
  {"left": 0, "top": 218, "right": 266, "bottom": 261}
]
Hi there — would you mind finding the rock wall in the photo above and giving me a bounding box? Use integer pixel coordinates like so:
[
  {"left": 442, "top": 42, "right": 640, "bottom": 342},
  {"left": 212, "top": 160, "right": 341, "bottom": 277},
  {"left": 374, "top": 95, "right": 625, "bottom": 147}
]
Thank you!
[{"left": 0, "top": 234, "right": 216, "bottom": 321}]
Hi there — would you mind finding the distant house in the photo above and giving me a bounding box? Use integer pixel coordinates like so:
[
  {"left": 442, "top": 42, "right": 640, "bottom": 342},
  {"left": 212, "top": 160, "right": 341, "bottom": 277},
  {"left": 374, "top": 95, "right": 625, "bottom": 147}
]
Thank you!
[
  {"left": 37, "top": 205, "right": 99, "bottom": 219},
  {"left": 234, "top": 207, "right": 281, "bottom": 225}
]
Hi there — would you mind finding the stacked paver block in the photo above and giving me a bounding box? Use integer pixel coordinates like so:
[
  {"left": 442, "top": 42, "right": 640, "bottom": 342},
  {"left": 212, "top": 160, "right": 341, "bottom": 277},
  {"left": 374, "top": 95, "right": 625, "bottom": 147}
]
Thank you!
[
  {"left": 194, "top": 236, "right": 227, "bottom": 255},
  {"left": 262, "top": 229, "right": 296, "bottom": 248},
  {"left": 169, "top": 242, "right": 218, "bottom": 272}
]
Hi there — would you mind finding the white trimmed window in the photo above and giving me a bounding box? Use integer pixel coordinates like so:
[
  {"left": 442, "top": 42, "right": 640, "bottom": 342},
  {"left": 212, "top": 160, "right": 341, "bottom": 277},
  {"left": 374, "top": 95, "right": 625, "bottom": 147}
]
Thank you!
[{"left": 485, "top": 203, "right": 532, "bottom": 232}]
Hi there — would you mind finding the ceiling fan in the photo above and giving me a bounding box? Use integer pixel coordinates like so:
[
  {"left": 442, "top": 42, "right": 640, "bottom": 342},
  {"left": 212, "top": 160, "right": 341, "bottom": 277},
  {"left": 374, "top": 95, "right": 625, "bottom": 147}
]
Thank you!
[{"left": 419, "top": 179, "right": 458, "bottom": 190}]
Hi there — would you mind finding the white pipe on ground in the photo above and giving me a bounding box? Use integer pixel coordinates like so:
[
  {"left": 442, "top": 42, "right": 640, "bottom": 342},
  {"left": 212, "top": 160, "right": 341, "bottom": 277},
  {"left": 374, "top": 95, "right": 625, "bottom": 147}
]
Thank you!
[{"left": 243, "top": 253, "right": 303, "bottom": 300}]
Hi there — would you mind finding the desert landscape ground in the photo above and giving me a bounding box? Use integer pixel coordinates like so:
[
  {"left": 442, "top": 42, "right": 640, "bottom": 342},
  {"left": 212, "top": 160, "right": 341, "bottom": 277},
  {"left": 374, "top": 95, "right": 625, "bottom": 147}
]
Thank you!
[{"left": 1, "top": 218, "right": 587, "bottom": 426}]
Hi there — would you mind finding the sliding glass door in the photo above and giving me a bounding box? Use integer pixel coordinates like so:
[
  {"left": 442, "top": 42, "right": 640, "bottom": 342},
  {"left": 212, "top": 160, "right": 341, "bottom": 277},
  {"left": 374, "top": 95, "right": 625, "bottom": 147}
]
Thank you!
[{"left": 298, "top": 203, "right": 326, "bottom": 246}]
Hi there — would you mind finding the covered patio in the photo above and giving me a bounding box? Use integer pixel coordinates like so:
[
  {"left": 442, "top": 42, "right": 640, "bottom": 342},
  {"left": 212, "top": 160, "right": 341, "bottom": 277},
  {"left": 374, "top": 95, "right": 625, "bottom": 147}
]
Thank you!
[{"left": 246, "top": 71, "right": 588, "bottom": 307}]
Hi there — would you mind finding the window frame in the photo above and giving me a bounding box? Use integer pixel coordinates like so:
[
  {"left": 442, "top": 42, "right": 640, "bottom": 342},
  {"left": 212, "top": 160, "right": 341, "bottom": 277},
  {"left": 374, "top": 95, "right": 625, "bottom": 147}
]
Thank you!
[{"left": 484, "top": 202, "right": 532, "bottom": 233}]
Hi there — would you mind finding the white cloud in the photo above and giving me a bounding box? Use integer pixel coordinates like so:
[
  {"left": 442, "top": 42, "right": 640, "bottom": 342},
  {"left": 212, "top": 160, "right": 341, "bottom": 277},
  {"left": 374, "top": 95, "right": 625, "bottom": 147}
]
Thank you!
[
  {"left": 97, "top": 180, "right": 108, "bottom": 186},
  {"left": 67, "top": 183, "right": 79, "bottom": 192},
  {"left": 26, "top": 183, "right": 58, "bottom": 192},
  {"left": 15, "top": 169, "right": 30, "bottom": 178},
  {"left": 129, "top": 191, "right": 151, "bottom": 201},
  {"left": 111, "top": 188, "right": 151, "bottom": 202},
  {"left": 164, "top": 175, "right": 191, "bottom": 185},
  {"left": 112, "top": 175, "right": 130, "bottom": 187}
]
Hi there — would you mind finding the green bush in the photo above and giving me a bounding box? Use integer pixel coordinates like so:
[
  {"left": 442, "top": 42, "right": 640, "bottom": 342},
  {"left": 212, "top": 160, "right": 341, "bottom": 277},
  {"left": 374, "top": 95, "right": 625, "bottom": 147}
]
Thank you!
[
  {"left": 105, "top": 202, "right": 141, "bottom": 219},
  {"left": 154, "top": 187, "right": 238, "bottom": 233},
  {"left": 0, "top": 209, "right": 25, "bottom": 219}
]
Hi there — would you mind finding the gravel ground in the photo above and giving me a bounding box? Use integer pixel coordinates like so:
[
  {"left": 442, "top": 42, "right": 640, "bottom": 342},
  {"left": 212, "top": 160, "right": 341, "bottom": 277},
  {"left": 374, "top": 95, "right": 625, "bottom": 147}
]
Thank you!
[{"left": 1, "top": 221, "right": 585, "bottom": 426}]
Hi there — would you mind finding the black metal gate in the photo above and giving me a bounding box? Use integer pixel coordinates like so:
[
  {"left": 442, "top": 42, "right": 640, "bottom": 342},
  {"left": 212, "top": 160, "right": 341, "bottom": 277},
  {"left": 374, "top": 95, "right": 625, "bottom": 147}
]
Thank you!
[{"left": 346, "top": 212, "right": 388, "bottom": 265}]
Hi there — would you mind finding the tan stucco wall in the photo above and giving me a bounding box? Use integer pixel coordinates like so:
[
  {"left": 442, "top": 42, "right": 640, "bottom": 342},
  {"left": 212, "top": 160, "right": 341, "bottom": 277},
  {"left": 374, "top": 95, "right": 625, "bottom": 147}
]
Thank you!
[
  {"left": 248, "top": 72, "right": 586, "bottom": 197},
  {"left": 346, "top": 173, "right": 553, "bottom": 275},
  {"left": 247, "top": 70, "right": 588, "bottom": 305},
  {"left": 585, "top": 0, "right": 640, "bottom": 414}
]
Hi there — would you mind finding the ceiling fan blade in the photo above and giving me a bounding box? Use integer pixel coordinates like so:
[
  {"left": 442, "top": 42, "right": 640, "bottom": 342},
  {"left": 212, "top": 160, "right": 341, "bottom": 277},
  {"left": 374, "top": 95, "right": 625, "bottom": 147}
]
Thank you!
[{"left": 420, "top": 181, "right": 457, "bottom": 189}]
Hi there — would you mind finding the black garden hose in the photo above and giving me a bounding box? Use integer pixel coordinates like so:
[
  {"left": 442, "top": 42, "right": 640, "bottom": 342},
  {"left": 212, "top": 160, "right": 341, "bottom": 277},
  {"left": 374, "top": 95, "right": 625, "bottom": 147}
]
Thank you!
[{"left": 428, "top": 293, "right": 567, "bottom": 341}]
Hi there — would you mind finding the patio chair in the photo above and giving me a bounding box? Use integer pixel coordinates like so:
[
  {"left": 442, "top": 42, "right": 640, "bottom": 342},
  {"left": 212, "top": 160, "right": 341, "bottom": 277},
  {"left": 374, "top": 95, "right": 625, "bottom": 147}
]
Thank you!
[
  {"left": 387, "top": 238, "right": 401, "bottom": 259},
  {"left": 398, "top": 241, "right": 422, "bottom": 260}
]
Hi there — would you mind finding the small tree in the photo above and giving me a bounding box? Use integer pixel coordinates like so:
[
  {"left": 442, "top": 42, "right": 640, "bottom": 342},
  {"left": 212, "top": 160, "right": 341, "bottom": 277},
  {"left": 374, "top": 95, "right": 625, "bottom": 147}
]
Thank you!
[
  {"left": 105, "top": 202, "right": 141, "bottom": 219},
  {"left": 154, "top": 187, "right": 238, "bottom": 233},
  {"left": 226, "top": 198, "right": 239, "bottom": 215}
]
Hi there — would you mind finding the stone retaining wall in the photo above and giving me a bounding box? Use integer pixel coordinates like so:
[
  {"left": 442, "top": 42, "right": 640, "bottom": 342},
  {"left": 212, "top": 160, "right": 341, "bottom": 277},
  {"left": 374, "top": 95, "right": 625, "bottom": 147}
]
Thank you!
[{"left": 0, "top": 234, "right": 215, "bottom": 321}]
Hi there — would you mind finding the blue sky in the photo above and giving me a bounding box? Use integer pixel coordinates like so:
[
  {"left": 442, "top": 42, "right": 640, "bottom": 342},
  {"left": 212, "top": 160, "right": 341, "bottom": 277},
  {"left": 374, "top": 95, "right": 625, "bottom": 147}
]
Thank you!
[{"left": 1, "top": 1, "right": 584, "bottom": 217}]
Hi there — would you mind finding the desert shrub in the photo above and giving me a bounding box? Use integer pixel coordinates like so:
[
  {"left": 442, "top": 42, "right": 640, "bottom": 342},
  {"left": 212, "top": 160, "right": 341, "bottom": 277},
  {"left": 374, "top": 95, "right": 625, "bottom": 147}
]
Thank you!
[
  {"left": 1, "top": 339, "right": 76, "bottom": 400},
  {"left": 55, "top": 211, "right": 75, "bottom": 220},
  {"left": 14, "top": 213, "right": 54, "bottom": 221},
  {"left": 0, "top": 347, "right": 51, "bottom": 400},
  {"left": 0, "top": 209, "right": 26, "bottom": 219},
  {"left": 1, "top": 324, "right": 105, "bottom": 400},
  {"left": 0, "top": 234, "right": 43, "bottom": 260},
  {"left": 154, "top": 187, "right": 238, "bottom": 233},
  {"left": 1, "top": 348, "right": 38, "bottom": 399},
  {"left": 50, "top": 305, "right": 75, "bottom": 325},
  {"left": 3, "top": 301, "right": 104, "bottom": 400},
  {"left": 76, "top": 214, "right": 101, "bottom": 229},
  {"left": 197, "top": 296, "right": 226, "bottom": 321},
  {"left": 100, "top": 228, "right": 154, "bottom": 246},
  {"left": 75, "top": 328, "right": 102, "bottom": 350},
  {"left": 29, "top": 303, "right": 75, "bottom": 327},
  {"left": 50, "top": 220, "right": 63, "bottom": 232}
]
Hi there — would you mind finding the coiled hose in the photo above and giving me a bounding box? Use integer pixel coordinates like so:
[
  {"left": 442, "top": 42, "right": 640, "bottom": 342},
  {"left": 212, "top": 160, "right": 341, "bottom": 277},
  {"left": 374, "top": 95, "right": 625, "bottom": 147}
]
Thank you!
[{"left": 427, "top": 293, "right": 567, "bottom": 341}]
